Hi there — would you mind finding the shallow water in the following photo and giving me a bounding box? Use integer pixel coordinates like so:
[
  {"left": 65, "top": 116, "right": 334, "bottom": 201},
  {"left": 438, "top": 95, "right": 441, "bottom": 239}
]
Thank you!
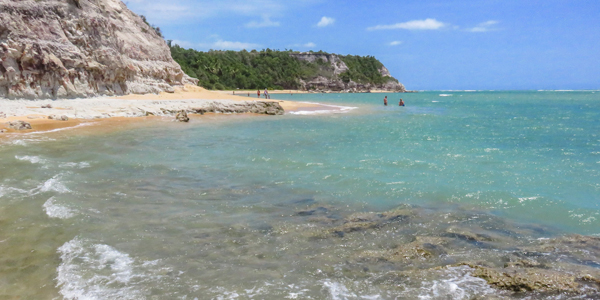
[{"left": 1, "top": 91, "right": 600, "bottom": 299}]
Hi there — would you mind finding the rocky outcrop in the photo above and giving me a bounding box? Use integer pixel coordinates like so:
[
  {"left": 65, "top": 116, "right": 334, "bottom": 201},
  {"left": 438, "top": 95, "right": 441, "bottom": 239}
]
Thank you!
[
  {"left": 0, "top": 98, "right": 284, "bottom": 120},
  {"left": 0, "top": 0, "right": 197, "bottom": 100},
  {"left": 7, "top": 120, "right": 32, "bottom": 130},
  {"left": 289, "top": 53, "right": 349, "bottom": 75},
  {"left": 48, "top": 114, "right": 69, "bottom": 121},
  {"left": 284, "top": 203, "right": 600, "bottom": 297},
  {"left": 469, "top": 264, "right": 581, "bottom": 293},
  {"left": 175, "top": 110, "right": 189, "bottom": 122},
  {"left": 298, "top": 76, "right": 406, "bottom": 93},
  {"left": 188, "top": 101, "right": 284, "bottom": 116},
  {"left": 290, "top": 52, "right": 406, "bottom": 93}
]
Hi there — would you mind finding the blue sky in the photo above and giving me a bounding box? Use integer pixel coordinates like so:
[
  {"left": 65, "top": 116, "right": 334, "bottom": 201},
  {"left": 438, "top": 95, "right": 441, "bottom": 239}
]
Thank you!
[{"left": 125, "top": 0, "right": 600, "bottom": 90}]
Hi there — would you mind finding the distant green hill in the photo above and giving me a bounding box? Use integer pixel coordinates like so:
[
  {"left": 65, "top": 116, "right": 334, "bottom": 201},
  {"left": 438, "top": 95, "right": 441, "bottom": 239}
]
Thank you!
[{"left": 169, "top": 44, "right": 405, "bottom": 92}]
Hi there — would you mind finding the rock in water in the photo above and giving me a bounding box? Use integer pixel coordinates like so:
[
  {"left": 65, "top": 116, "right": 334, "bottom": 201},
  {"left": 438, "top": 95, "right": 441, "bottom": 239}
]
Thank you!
[
  {"left": 0, "top": 0, "right": 198, "bottom": 100},
  {"left": 8, "top": 120, "right": 32, "bottom": 130},
  {"left": 175, "top": 110, "right": 189, "bottom": 122}
]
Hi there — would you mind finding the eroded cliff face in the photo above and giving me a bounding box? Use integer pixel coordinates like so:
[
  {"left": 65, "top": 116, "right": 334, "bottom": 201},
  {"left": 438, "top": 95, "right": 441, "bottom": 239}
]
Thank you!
[
  {"left": 289, "top": 53, "right": 349, "bottom": 76},
  {"left": 0, "top": 0, "right": 197, "bottom": 99},
  {"left": 290, "top": 52, "right": 406, "bottom": 93}
]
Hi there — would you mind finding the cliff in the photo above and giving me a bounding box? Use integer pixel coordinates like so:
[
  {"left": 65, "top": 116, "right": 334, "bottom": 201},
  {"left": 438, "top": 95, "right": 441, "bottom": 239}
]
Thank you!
[
  {"left": 0, "top": 0, "right": 197, "bottom": 100},
  {"left": 170, "top": 47, "right": 406, "bottom": 93},
  {"left": 290, "top": 52, "right": 405, "bottom": 93}
]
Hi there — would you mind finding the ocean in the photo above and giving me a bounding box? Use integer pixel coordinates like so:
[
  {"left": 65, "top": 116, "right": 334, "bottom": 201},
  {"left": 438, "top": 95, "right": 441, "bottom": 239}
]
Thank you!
[{"left": 1, "top": 91, "right": 600, "bottom": 299}]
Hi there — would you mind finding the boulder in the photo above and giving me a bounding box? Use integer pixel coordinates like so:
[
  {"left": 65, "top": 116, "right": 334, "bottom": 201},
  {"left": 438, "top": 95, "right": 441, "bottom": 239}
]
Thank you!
[
  {"left": 8, "top": 120, "right": 32, "bottom": 130},
  {"left": 175, "top": 110, "right": 189, "bottom": 122}
]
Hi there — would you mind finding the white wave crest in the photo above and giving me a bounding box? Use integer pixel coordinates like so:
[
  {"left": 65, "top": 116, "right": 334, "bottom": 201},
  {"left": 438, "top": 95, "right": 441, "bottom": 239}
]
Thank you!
[
  {"left": 39, "top": 174, "right": 70, "bottom": 194},
  {"left": 322, "top": 281, "right": 354, "bottom": 300},
  {"left": 11, "top": 140, "right": 28, "bottom": 146},
  {"left": 56, "top": 238, "right": 145, "bottom": 300},
  {"left": 518, "top": 196, "right": 540, "bottom": 203},
  {"left": 15, "top": 155, "right": 46, "bottom": 164},
  {"left": 288, "top": 102, "right": 358, "bottom": 115},
  {"left": 43, "top": 197, "right": 76, "bottom": 219},
  {"left": 417, "top": 266, "right": 496, "bottom": 300},
  {"left": 60, "top": 162, "right": 91, "bottom": 169}
]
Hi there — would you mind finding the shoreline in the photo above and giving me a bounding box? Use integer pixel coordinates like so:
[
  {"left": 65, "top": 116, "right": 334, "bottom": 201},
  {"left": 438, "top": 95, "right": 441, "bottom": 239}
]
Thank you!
[
  {"left": 214, "top": 89, "right": 409, "bottom": 95},
  {"left": 0, "top": 85, "right": 343, "bottom": 135}
]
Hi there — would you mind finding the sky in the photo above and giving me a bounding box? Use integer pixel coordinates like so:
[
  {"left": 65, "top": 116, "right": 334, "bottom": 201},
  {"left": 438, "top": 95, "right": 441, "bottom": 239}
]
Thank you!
[{"left": 124, "top": 0, "right": 600, "bottom": 90}]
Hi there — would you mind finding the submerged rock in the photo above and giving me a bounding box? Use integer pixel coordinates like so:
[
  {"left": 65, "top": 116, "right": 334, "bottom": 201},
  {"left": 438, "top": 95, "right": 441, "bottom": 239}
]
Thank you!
[
  {"left": 470, "top": 265, "right": 580, "bottom": 293},
  {"left": 358, "top": 236, "right": 450, "bottom": 263},
  {"left": 7, "top": 120, "right": 32, "bottom": 130}
]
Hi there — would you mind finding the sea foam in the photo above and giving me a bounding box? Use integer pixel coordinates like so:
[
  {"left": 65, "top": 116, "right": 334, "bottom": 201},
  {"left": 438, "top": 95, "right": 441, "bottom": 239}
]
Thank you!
[
  {"left": 15, "top": 155, "right": 46, "bottom": 164},
  {"left": 56, "top": 238, "right": 146, "bottom": 300},
  {"left": 39, "top": 174, "right": 71, "bottom": 194},
  {"left": 288, "top": 102, "right": 358, "bottom": 115},
  {"left": 416, "top": 266, "right": 497, "bottom": 300},
  {"left": 43, "top": 197, "right": 76, "bottom": 219}
]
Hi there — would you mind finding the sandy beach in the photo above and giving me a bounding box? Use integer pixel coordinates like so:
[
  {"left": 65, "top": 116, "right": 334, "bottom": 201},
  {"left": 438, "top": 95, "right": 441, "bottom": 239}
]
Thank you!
[{"left": 0, "top": 85, "right": 329, "bottom": 134}]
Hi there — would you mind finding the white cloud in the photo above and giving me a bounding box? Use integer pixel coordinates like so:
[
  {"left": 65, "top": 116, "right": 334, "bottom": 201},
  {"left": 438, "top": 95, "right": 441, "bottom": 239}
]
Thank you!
[
  {"left": 367, "top": 18, "right": 446, "bottom": 31},
  {"left": 213, "top": 40, "right": 261, "bottom": 50},
  {"left": 290, "top": 42, "right": 316, "bottom": 48},
  {"left": 389, "top": 41, "right": 402, "bottom": 46},
  {"left": 245, "top": 15, "right": 280, "bottom": 28},
  {"left": 171, "top": 39, "right": 195, "bottom": 48},
  {"left": 317, "top": 16, "right": 335, "bottom": 27},
  {"left": 172, "top": 39, "right": 260, "bottom": 51},
  {"left": 467, "top": 20, "right": 499, "bottom": 32}
]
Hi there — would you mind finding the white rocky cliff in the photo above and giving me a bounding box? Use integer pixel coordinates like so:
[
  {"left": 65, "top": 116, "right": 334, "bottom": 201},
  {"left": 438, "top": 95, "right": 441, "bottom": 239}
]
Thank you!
[
  {"left": 0, "top": 0, "right": 198, "bottom": 99},
  {"left": 289, "top": 52, "right": 406, "bottom": 93}
]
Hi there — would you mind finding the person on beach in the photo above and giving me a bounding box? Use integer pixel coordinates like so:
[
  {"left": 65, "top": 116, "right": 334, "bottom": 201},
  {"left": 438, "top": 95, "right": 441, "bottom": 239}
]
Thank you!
[
  {"left": 399, "top": 99, "right": 405, "bottom": 106},
  {"left": 264, "top": 88, "right": 270, "bottom": 99},
  {"left": 257, "top": 90, "right": 260, "bottom": 98},
  {"left": 383, "top": 96, "right": 388, "bottom": 106}
]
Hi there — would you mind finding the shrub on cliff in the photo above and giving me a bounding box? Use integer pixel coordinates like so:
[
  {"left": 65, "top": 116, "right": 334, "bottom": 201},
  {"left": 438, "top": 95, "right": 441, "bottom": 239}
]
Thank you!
[{"left": 169, "top": 46, "right": 396, "bottom": 90}]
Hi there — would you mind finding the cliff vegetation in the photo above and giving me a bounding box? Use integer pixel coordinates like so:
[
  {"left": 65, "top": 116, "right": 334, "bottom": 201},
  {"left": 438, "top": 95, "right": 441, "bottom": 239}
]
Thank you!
[{"left": 169, "top": 45, "right": 404, "bottom": 92}]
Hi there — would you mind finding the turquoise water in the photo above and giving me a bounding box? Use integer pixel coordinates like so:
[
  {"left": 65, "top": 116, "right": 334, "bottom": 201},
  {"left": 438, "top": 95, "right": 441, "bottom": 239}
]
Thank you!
[
  {"left": 248, "top": 90, "right": 600, "bottom": 233},
  {"left": 1, "top": 91, "right": 600, "bottom": 299}
]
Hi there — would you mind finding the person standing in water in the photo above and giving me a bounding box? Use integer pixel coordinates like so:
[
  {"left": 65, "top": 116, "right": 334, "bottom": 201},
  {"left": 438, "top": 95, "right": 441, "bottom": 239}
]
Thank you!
[
  {"left": 399, "top": 99, "right": 405, "bottom": 106},
  {"left": 384, "top": 96, "right": 388, "bottom": 106},
  {"left": 257, "top": 90, "right": 260, "bottom": 98}
]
